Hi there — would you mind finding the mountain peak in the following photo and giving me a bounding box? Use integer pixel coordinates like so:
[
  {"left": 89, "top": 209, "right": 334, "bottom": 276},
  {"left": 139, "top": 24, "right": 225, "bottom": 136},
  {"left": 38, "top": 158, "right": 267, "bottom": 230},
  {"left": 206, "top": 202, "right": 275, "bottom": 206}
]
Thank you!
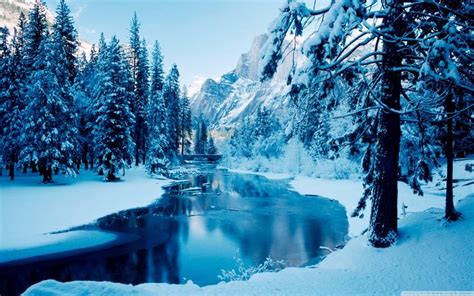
[{"left": 235, "top": 34, "right": 269, "bottom": 81}]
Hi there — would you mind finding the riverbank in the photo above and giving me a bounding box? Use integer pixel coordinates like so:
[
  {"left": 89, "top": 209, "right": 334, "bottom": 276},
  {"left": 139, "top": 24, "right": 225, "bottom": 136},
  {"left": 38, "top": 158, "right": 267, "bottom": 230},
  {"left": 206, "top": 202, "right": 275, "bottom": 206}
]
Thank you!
[
  {"left": 0, "top": 167, "right": 171, "bottom": 264},
  {"left": 23, "top": 158, "right": 474, "bottom": 295}
]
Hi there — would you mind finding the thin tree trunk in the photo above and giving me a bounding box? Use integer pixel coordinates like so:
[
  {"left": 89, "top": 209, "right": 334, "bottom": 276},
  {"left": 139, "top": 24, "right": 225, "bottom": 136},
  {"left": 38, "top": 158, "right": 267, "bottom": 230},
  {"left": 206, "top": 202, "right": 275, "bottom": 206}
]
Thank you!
[
  {"left": 135, "top": 119, "right": 141, "bottom": 166},
  {"left": 9, "top": 159, "right": 14, "bottom": 181},
  {"left": 445, "top": 92, "right": 460, "bottom": 221},
  {"left": 368, "top": 0, "right": 403, "bottom": 248}
]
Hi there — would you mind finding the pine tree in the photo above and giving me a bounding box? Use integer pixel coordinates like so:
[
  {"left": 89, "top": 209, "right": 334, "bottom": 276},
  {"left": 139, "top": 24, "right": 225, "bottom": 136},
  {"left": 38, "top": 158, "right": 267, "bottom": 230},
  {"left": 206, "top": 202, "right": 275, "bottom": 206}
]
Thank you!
[
  {"left": 129, "top": 13, "right": 149, "bottom": 165},
  {"left": 20, "top": 31, "right": 79, "bottom": 183},
  {"left": 146, "top": 91, "right": 169, "bottom": 175},
  {"left": 163, "top": 64, "right": 181, "bottom": 154},
  {"left": 0, "top": 27, "right": 19, "bottom": 180},
  {"left": 150, "top": 41, "right": 165, "bottom": 93},
  {"left": 260, "top": 0, "right": 473, "bottom": 246},
  {"left": 194, "top": 115, "right": 208, "bottom": 155},
  {"left": 52, "top": 0, "right": 78, "bottom": 83},
  {"left": 73, "top": 50, "right": 97, "bottom": 170},
  {"left": 207, "top": 136, "right": 217, "bottom": 155},
  {"left": 1, "top": 14, "right": 29, "bottom": 180},
  {"left": 22, "top": 1, "right": 48, "bottom": 70},
  {"left": 179, "top": 86, "right": 192, "bottom": 155},
  {"left": 93, "top": 36, "right": 135, "bottom": 181},
  {"left": 145, "top": 40, "right": 169, "bottom": 175}
]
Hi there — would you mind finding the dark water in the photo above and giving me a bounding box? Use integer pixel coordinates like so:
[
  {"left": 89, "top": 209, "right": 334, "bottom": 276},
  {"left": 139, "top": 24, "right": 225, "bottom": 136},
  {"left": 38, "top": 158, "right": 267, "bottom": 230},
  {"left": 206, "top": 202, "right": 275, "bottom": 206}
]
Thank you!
[{"left": 0, "top": 168, "right": 348, "bottom": 295}]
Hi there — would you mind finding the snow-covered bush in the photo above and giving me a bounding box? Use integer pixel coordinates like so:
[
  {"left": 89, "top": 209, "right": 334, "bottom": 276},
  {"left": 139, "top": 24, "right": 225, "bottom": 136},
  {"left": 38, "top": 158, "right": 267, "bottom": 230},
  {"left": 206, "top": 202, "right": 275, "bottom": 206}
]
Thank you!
[
  {"left": 229, "top": 107, "right": 285, "bottom": 159},
  {"left": 218, "top": 254, "right": 286, "bottom": 282}
]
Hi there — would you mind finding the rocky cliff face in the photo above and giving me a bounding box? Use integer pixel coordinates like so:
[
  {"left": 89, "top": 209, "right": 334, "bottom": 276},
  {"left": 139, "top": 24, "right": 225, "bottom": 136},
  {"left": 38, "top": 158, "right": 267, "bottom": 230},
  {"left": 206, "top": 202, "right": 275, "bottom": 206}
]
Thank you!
[{"left": 190, "top": 34, "right": 303, "bottom": 131}]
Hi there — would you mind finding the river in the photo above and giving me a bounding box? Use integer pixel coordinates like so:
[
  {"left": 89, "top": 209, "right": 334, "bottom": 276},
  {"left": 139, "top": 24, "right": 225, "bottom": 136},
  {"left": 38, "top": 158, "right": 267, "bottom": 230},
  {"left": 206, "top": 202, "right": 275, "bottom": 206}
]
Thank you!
[{"left": 0, "top": 166, "right": 348, "bottom": 294}]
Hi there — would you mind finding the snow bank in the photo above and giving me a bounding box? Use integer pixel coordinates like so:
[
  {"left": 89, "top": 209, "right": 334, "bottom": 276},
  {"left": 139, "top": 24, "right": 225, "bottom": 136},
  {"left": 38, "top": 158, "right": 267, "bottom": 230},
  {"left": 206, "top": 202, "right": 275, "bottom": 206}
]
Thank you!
[
  {"left": 0, "top": 167, "right": 170, "bottom": 261},
  {"left": 0, "top": 230, "right": 120, "bottom": 264},
  {"left": 292, "top": 158, "right": 473, "bottom": 237}
]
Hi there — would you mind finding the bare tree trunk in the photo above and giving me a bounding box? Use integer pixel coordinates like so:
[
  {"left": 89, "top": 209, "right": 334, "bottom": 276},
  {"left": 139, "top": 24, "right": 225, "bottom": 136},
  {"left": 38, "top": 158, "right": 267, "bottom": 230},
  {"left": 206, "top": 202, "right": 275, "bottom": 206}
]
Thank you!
[
  {"left": 9, "top": 153, "right": 15, "bottom": 180},
  {"left": 135, "top": 122, "right": 140, "bottom": 166},
  {"left": 445, "top": 91, "right": 460, "bottom": 221},
  {"left": 368, "top": 0, "right": 403, "bottom": 248}
]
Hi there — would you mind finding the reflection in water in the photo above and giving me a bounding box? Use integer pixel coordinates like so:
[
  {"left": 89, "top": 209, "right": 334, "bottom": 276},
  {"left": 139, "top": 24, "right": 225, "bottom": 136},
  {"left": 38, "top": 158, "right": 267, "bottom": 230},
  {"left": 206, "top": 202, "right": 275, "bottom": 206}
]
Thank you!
[{"left": 0, "top": 168, "right": 348, "bottom": 295}]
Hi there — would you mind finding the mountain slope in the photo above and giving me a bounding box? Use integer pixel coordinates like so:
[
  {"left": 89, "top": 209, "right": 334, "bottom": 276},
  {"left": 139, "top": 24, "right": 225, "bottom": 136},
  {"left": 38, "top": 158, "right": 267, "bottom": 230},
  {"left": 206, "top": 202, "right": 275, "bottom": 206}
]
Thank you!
[
  {"left": 190, "top": 34, "right": 303, "bottom": 131},
  {"left": 0, "top": 0, "right": 91, "bottom": 55}
]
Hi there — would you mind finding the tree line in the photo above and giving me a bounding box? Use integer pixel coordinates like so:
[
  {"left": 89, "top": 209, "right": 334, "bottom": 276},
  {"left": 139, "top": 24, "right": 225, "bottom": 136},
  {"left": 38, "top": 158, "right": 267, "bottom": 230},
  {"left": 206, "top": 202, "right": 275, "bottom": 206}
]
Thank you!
[{"left": 0, "top": 1, "right": 193, "bottom": 182}]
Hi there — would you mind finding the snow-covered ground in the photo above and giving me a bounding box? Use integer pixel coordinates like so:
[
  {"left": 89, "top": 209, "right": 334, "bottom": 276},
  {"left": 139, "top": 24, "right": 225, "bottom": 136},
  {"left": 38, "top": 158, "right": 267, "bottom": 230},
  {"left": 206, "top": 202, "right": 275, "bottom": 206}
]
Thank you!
[
  {"left": 0, "top": 167, "right": 170, "bottom": 263},
  {"left": 23, "top": 158, "right": 474, "bottom": 295}
]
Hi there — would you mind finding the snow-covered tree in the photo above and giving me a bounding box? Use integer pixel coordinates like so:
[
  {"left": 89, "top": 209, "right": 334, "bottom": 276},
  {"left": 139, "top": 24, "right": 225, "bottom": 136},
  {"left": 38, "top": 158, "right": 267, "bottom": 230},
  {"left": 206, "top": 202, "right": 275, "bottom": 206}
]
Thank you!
[
  {"left": 229, "top": 107, "right": 284, "bottom": 159},
  {"left": 93, "top": 36, "right": 135, "bottom": 181},
  {"left": 259, "top": 0, "right": 473, "bottom": 246},
  {"left": 207, "top": 136, "right": 217, "bottom": 155},
  {"left": 20, "top": 31, "right": 79, "bottom": 183},
  {"left": 145, "top": 40, "right": 169, "bottom": 175},
  {"left": 146, "top": 91, "right": 169, "bottom": 176},
  {"left": 73, "top": 48, "right": 98, "bottom": 170},
  {"left": 413, "top": 6, "right": 473, "bottom": 221},
  {"left": 1, "top": 14, "right": 29, "bottom": 180},
  {"left": 179, "top": 86, "right": 192, "bottom": 155},
  {"left": 194, "top": 115, "right": 208, "bottom": 155},
  {"left": 150, "top": 41, "right": 165, "bottom": 93},
  {"left": 129, "top": 13, "right": 149, "bottom": 165},
  {"left": 163, "top": 64, "right": 181, "bottom": 154},
  {"left": 0, "top": 27, "right": 18, "bottom": 180},
  {"left": 22, "top": 1, "right": 48, "bottom": 70},
  {"left": 52, "top": 0, "right": 78, "bottom": 83}
]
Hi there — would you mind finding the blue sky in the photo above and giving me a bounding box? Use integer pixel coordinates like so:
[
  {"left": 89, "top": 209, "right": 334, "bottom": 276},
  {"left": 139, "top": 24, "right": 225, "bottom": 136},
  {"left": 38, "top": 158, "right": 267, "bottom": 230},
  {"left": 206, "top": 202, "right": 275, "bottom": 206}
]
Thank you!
[{"left": 44, "top": 0, "right": 284, "bottom": 89}]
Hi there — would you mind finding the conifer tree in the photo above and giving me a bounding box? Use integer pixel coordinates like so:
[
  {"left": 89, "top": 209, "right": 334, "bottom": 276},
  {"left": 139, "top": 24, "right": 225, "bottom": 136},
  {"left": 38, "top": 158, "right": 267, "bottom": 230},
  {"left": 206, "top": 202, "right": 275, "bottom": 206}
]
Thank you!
[
  {"left": 22, "top": 1, "right": 48, "bottom": 70},
  {"left": 93, "top": 36, "right": 135, "bottom": 181},
  {"left": 1, "top": 14, "right": 28, "bottom": 180},
  {"left": 52, "top": 0, "right": 78, "bottom": 83},
  {"left": 163, "top": 64, "right": 181, "bottom": 154},
  {"left": 20, "top": 31, "right": 79, "bottom": 183},
  {"left": 260, "top": 0, "right": 472, "bottom": 246},
  {"left": 207, "top": 136, "right": 217, "bottom": 155},
  {"left": 179, "top": 86, "right": 192, "bottom": 155},
  {"left": 129, "top": 13, "right": 149, "bottom": 165},
  {"left": 146, "top": 89, "right": 169, "bottom": 175},
  {"left": 194, "top": 115, "right": 208, "bottom": 155},
  {"left": 150, "top": 41, "right": 165, "bottom": 93},
  {"left": 0, "top": 27, "right": 18, "bottom": 180}
]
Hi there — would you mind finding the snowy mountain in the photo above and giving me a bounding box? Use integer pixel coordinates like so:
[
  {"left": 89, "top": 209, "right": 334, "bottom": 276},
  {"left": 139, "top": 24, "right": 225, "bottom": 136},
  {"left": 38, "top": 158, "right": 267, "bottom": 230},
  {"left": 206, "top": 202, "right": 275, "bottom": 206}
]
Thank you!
[
  {"left": 190, "top": 34, "right": 304, "bottom": 131},
  {"left": 0, "top": 0, "right": 91, "bottom": 55}
]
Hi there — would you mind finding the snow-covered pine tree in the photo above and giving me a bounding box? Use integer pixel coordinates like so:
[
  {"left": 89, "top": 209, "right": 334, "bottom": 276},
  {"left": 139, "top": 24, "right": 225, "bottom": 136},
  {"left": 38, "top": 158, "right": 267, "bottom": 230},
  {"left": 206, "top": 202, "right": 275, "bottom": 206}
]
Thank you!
[
  {"left": 1, "top": 14, "right": 29, "bottom": 180},
  {"left": 20, "top": 31, "right": 79, "bottom": 183},
  {"left": 206, "top": 136, "right": 217, "bottom": 155},
  {"left": 412, "top": 3, "right": 473, "bottom": 221},
  {"left": 179, "top": 86, "right": 192, "bottom": 155},
  {"left": 73, "top": 49, "right": 98, "bottom": 170},
  {"left": 0, "top": 27, "right": 18, "bottom": 180},
  {"left": 93, "top": 36, "right": 135, "bottom": 181},
  {"left": 52, "top": 0, "right": 78, "bottom": 83},
  {"left": 261, "top": 0, "right": 473, "bottom": 246},
  {"left": 145, "top": 40, "right": 169, "bottom": 175},
  {"left": 145, "top": 88, "right": 169, "bottom": 176},
  {"left": 22, "top": 1, "right": 48, "bottom": 70},
  {"left": 129, "top": 13, "right": 149, "bottom": 166},
  {"left": 150, "top": 41, "right": 165, "bottom": 93},
  {"left": 90, "top": 33, "right": 108, "bottom": 174},
  {"left": 194, "top": 115, "right": 208, "bottom": 155},
  {"left": 163, "top": 64, "right": 181, "bottom": 154},
  {"left": 259, "top": 0, "right": 403, "bottom": 247}
]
